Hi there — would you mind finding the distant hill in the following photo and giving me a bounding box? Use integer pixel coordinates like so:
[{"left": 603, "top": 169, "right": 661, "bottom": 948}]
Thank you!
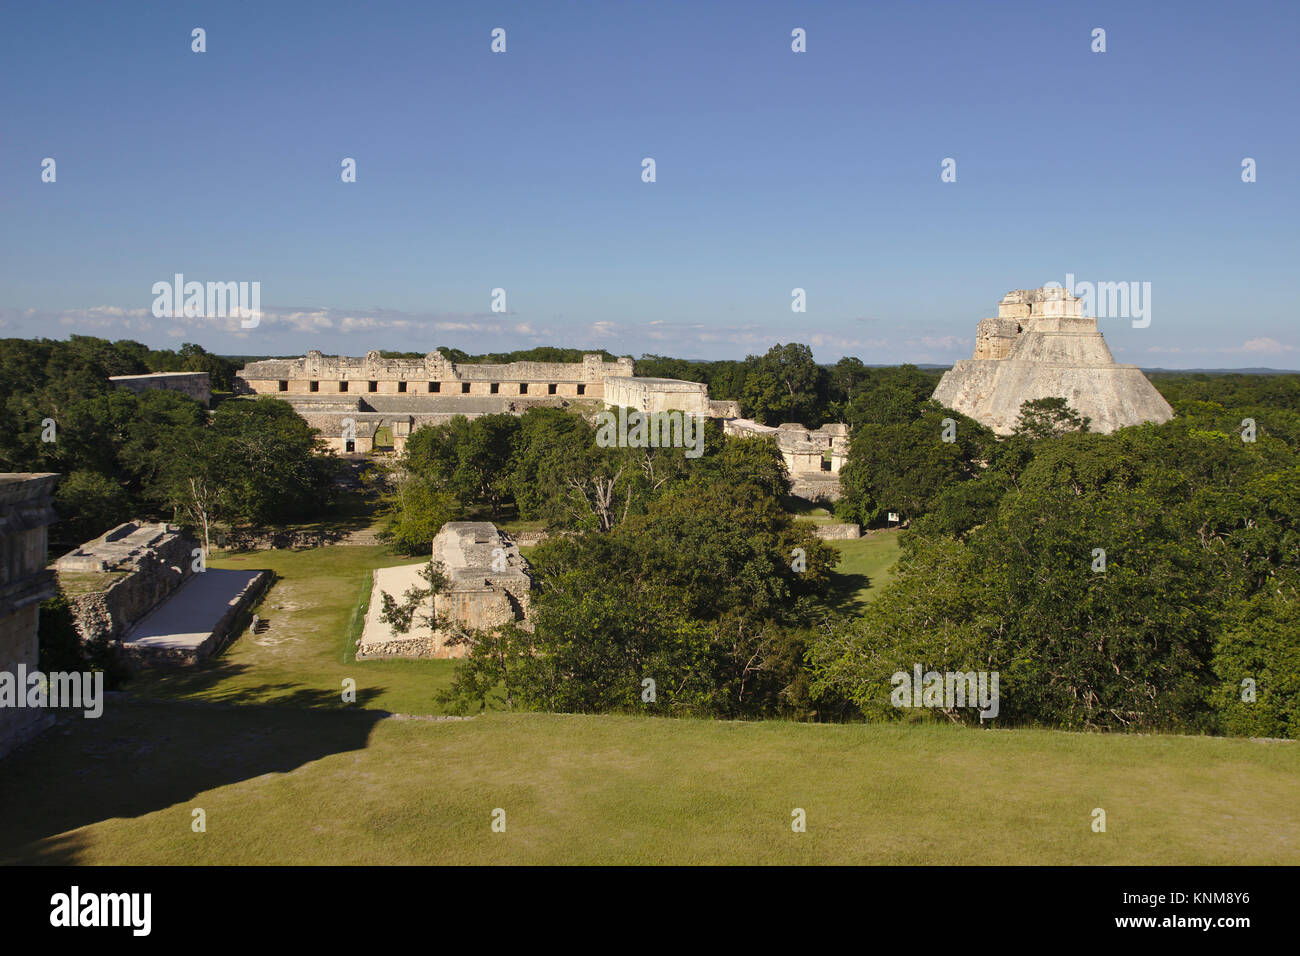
[{"left": 1142, "top": 367, "right": 1300, "bottom": 376}]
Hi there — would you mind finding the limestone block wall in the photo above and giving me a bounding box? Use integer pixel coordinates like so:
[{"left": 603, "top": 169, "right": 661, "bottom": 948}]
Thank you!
[
  {"left": 790, "top": 473, "right": 843, "bottom": 503},
  {"left": 0, "top": 604, "right": 52, "bottom": 757},
  {"left": 603, "top": 377, "right": 711, "bottom": 415},
  {"left": 238, "top": 350, "right": 634, "bottom": 398},
  {"left": 435, "top": 584, "right": 522, "bottom": 632},
  {"left": 110, "top": 372, "right": 211, "bottom": 407},
  {"left": 63, "top": 530, "right": 197, "bottom": 644},
  {"left": 973, "top": 318, "right": 1020, "bottom": 360},
  {"left": 114, "top": 570, "right": 271, "bottom": 670},
  {"left": 812, "top": 523, "right": 861, "bottom": 540}
]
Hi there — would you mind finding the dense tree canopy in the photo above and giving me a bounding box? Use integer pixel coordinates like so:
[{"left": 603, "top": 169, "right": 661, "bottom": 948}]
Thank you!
[
  {"left": 0, "top": 336, "right": 332, "bottom": 547},
  {"left": 812, "top": 383, "right": 1300, "bottom": 737},
  {"left": 442, "top": 478, "right": 838, "bottom": 718}
]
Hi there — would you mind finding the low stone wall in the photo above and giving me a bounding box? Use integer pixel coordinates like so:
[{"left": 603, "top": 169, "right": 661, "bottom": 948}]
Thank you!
[
  {"left": 813, "top": 523, "right": 861, "bottom": 540},
  {"left": 219, "top": 527, "right": 380, "bottom": 551},
  {"left": 790, "top": 474, "right": 843, "bottom": 502},
  {"left": 115, "top": 570, "right": 272, "bottom": 670},
  {"left": 355, "top": 635, "right": 441, "bottom": 660},
  {"left": 511, "top": 530, "right": 550, "bottom": 547}
]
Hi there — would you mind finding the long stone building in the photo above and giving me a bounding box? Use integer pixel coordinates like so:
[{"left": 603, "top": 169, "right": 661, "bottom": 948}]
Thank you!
[
  {"left": 932, "top": 287, "right": 1175, "bottom": 435},
  {"left": 54, "top": 521, "right": 268, "bottom": 668},
  {"left": 236, "top": 350, "right": 737, "bottom": 453}
]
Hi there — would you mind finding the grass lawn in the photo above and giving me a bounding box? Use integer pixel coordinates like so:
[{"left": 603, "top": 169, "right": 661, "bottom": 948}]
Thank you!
[
  {"left": 125, "top": 545, "right": 461, "bottom": 716},
  {"left": 2, "top": 705, "right": 1296, "bottom": 865},
  {"left": 11, "top": 533, "right": 1296, "bottom": 866},
  {"left": 824, "top": 531, "right": 902, "bottom": 613}
]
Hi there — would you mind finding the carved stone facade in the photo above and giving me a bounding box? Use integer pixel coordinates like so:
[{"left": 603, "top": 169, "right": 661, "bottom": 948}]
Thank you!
[
  {"left": 933, "top": 287, "right": 1175, "bottom": 435},
  {"left": 239, "top": 350, "right": 633, "bottom": 400},
  {"left": 237, "top": 351, "right": 731, "bottom": 454}
]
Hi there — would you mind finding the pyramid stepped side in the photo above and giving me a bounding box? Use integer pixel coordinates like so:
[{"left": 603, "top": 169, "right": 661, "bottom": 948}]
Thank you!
[{"left": 932, "top": 289, "right": 1174, "bottom": 435}]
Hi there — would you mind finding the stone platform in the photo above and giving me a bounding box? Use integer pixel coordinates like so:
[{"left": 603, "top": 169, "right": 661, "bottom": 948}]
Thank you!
[
  {"left": 357, "top": 563, "right": 443, "bottom": 659},
  {"left": 119, "top": 567, "right": 270, "bottom": 667}
]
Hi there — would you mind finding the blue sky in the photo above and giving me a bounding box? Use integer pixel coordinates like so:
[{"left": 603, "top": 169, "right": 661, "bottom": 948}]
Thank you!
[{"left": 1, "top": 0, "right": 1296, "bottom": 367}]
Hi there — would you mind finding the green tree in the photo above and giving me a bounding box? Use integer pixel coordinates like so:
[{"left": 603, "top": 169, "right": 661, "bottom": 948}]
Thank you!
[
  {"left": 379, "top": 477, "right": 461, "bottom": 554},
  {"left": 740, "top": 343, "right": 826, "bottom": 426},
  {"left": 1013, "top": 397, "right": 1090, "bottom": 440}
]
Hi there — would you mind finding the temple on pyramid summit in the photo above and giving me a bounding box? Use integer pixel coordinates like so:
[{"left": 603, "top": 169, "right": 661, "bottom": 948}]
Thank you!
[{"left": 931, "top": 286, "right": 1175, "bottom": 435}]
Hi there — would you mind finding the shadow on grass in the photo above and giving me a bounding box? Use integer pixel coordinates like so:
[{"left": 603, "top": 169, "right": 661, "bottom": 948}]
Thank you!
[
  {"left": 0, "top": 694, "right": 388, "bottom": 865},
  {"left": 122, "top": 655, "right": 382, "bottom": 710},
  {"left": 823, "top": 569, "right": 874, "bottom": 617}
]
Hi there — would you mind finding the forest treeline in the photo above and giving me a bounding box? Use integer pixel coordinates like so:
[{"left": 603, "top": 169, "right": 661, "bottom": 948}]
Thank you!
[{"left": 2, "top": 335, "right": 1296, "bottom": 736}]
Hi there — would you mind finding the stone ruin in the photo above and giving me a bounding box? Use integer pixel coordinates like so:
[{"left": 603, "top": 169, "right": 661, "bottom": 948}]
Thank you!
[
  {"left": 235, "top": 350, "right": 739, "bottom": 454},
  {"left": 723, "top": 419, "right": 849, "bottom": 501},
  {"left": 54, "top": 523, "right": 198, "bottom": 642},
  {"left": 54, "top": 522, "right": 268, "bottom": 668},
  {"left": 932, "top": 286, "right": 1175, "bottom": 435},
  {"left": 0, "top": 473, "right": 59, "bottom": 758},
  {"left": 433, "top": 522, "right": 531, "bottom": 633},
  {"left": 358, "top": 522, "right": 531, "bottom": 660},
  {"left": 109, "top": 371, "right": 211, "bottom": 407}
]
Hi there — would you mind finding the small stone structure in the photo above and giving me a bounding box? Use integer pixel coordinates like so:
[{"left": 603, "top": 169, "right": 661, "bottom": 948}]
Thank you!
[
  {"left": 236, "top": 350, "right": 734, "bottom": 454},
  {"left": 932, "top": 287, "right": 1175, "bottom": 435},
  {"left": 0, "top": 473, "right": 59, "bottom": 758},
  {"left": 109, "top": 371, "right": 211, "bottom": 407},
  {"left": 55, "top": 522, "right": 266, "bottom": 667},
  {"left": 812, "top": 523, "right": 861, "bottom": 540},
  {"left": 724, "top": 419, "right": 849, "bottom": 501},
  {"left": 433, "top": 522, "right": 531, "bottom": 631},
  {"left": 55, "top": 523, "right": 197, "bottom": 643},
  {"left": 359, "top": 522, "right": 531, "bottom": 660}
]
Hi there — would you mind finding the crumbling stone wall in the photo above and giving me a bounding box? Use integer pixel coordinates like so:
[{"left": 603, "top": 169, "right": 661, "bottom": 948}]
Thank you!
[
  {"left": 812, "top": 522, "right": 861, "bottom": 540},
  {"left": 56, "top": 524, "right": 197, "bottom": 643}
]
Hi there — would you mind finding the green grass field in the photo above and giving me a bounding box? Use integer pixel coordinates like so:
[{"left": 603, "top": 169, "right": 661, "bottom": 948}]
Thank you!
[
  {"left": 3, "top": 705, "right": 1296, "bottom": 864},
  {"left": 126, "top": 545, "right": 461, "bottom": 716},
  {"left": 9, "top": 532, "right": 1296, "bottom": 865},
  {"left": 824, "top": 531, "right": 901, "bottom": 613}
]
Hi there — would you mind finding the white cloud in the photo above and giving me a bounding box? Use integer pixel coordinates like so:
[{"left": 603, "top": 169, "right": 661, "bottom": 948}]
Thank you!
[{"left": 1238, "top": 337, "right": 1296, "bottom": 354}]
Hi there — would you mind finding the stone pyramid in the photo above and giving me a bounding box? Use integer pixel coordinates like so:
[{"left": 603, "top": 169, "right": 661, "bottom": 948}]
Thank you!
[{"left": 932, "top": 287, "right": 1174, "bottom": 435}]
